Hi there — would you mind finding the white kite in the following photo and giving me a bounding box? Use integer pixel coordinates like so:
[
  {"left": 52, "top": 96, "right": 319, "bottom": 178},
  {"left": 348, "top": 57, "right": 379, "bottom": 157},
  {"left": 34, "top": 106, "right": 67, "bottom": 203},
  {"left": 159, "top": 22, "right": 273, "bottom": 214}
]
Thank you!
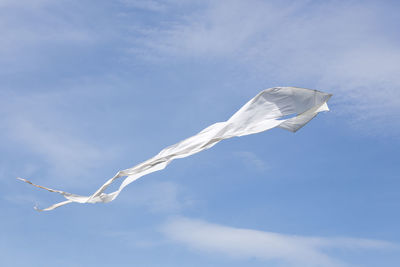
[{"left": 19, "top": 87, "right": 332, "bottom": 211}]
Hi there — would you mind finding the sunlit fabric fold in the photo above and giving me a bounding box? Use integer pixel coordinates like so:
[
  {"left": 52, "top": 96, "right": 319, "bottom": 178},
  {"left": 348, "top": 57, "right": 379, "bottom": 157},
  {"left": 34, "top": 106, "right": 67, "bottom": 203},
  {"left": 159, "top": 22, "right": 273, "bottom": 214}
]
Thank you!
[{"left": 19, "top": 87, "right": 332, "bottom": 211}]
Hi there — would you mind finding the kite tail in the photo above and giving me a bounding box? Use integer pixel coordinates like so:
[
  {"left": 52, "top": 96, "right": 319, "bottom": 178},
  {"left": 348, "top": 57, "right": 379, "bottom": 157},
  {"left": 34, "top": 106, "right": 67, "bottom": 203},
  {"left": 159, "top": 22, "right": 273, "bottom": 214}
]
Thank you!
[{"left": 18, "top": 87, "right": 332, "bottom": 211}]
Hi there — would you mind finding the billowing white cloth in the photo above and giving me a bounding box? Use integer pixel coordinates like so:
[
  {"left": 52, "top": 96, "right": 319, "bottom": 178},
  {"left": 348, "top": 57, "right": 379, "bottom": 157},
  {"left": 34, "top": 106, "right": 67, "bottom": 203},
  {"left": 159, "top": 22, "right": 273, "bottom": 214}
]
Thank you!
[{"left": 19, "top": 87, "right": 332, "bottom": 211}]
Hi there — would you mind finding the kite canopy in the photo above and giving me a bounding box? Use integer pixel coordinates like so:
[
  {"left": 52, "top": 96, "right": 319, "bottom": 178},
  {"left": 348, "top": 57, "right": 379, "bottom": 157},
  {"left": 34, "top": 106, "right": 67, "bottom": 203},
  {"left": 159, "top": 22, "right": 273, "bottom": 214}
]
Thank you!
[{"left": 19, "top": 87, "right": 332, "bottom": 211}]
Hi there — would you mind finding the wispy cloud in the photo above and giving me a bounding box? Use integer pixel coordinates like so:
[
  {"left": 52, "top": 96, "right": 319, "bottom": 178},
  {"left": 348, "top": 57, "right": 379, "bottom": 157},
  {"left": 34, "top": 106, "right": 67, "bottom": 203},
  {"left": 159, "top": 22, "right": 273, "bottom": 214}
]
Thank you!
[
  {"left": 0, "top": 88, "right": 120, "bottom": 186},
  {"left": 0, "top": 0, "right": 98, "bottom": 74},
  {"left": 162, "top": 217, "right": 398, "bottom": 267},
  {"left": 6, "top": 118, "right": 108, "bottom": 179},
  {"left": 119, "top": 0, "right": 167, "bottom": 12},
  {"left": 118, "top": 180, "right": 194, "bottom": 213},
  {"left": 233, "top": 151, "right": 268, "bottom": 172}
]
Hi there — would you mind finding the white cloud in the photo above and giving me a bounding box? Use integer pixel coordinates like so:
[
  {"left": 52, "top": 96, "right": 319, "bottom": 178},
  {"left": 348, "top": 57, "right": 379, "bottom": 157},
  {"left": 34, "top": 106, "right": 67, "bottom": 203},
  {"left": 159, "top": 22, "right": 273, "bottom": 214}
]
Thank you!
[
  {"left": 0, "top": 0, "right": 97, "bottom": 74},
  {"left": 119, "top": 0, "right": 167, "bottom": 12},
  {"left": 6, "top": 118, "right": 107, "bottom": 178},
  {"left": 118, "top": 181, "right": 193, "bottom": 213},
  {"left": 162, "top": 217, "right": 398, "bottom": 267},
  {"left": 0, "top": 0, "right": 50, "bottom": 8},
  {"left": 233, "top": 151, "right": 268, "bottom": 172},
  {"left": 0, "top": 88, "right": 119, "bottom": 186}
]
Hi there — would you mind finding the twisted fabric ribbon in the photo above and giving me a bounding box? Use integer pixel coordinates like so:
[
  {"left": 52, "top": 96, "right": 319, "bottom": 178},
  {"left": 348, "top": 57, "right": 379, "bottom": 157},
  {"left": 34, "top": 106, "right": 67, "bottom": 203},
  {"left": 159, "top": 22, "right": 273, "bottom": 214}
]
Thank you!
[{"left": 19, "top": 87, "right": 331, "bottom": 211}]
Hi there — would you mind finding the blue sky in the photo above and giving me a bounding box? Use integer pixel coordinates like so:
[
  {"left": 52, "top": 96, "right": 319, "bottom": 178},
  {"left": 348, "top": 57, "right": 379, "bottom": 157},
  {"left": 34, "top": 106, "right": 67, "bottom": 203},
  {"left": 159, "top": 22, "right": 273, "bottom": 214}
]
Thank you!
[{"left": 1, "top": 0, "right": 400, "bottom": 266}]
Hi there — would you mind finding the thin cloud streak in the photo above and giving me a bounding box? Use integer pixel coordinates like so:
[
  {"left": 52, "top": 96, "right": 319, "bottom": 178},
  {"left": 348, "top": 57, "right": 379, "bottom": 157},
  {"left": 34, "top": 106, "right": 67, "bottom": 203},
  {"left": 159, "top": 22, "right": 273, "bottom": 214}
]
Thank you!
[
  {"left": 0, "top": 0, "right": 99, "bottom": 74},
  {"left": 162, "top": 217, "right": 398, "bottom": 267},
  {"left": 7, "top": 118, "right": 106, "bottom": 178},
  {"left": 117, "top": 181, "right": 194, "bottom": 213},
  {"left": 0, "top": 88, "right": 120, "bottom": 186},
  {"left": 233, "top": 151, "right": 268, "bottom": 172}
]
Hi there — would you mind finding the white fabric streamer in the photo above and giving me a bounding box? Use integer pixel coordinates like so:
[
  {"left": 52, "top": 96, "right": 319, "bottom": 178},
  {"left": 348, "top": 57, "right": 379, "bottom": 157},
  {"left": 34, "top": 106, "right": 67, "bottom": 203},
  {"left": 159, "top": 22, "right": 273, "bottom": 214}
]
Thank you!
[{"left": 18, "top": 87, "right": 332, "bottom": 211}]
